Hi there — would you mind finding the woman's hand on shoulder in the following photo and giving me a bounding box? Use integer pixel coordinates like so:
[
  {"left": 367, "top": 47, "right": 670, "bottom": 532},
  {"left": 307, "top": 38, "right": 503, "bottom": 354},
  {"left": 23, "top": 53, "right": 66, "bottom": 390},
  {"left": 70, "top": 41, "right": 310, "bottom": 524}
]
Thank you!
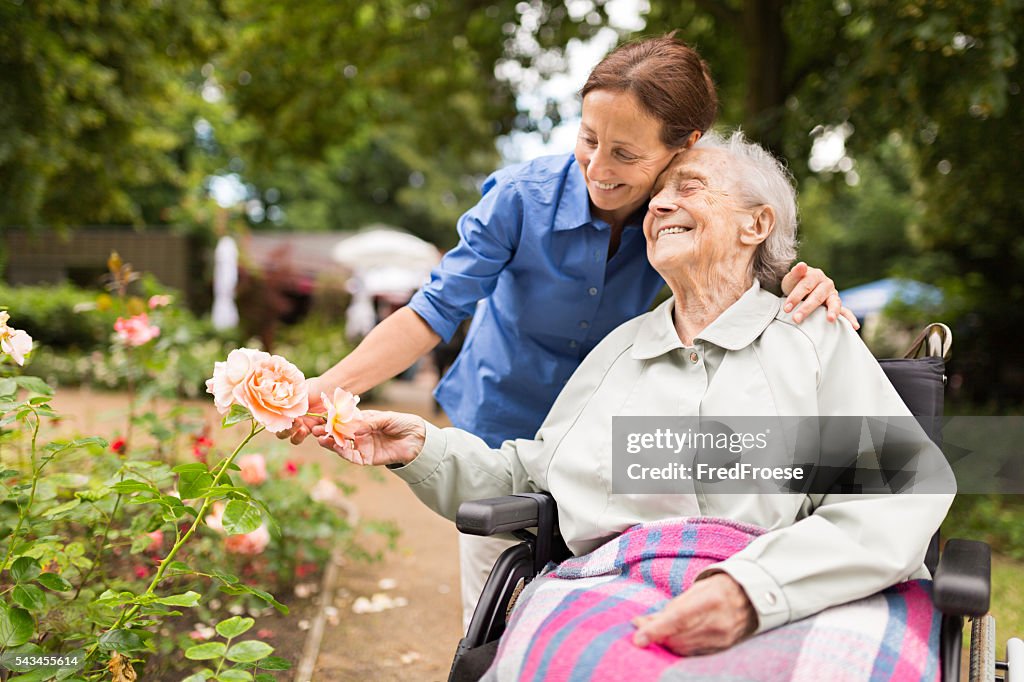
[
  {"left": 780, "top": 262, "right": 859, "bottom": 328},
  {"left": 312, "top": 409, "right": 426, "bottom": 468},
  {"left": 631, "top": 572, "right": 756, "bottom": 656}
]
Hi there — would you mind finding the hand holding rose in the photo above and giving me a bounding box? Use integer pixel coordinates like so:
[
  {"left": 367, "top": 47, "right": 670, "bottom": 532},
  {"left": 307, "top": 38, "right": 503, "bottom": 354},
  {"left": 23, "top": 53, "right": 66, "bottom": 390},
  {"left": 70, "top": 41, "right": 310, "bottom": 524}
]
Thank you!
[{"left": 312, "top": 409, "right": 426, "bottom": 468}]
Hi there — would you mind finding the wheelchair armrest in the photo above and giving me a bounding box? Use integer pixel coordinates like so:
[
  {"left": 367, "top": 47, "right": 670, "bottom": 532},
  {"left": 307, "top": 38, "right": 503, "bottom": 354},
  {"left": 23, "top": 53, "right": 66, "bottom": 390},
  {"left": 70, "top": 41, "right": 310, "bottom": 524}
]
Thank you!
[
  {"left": 457, "top": 493, "right": 561, "bottom": 575},
  {"left": 932, "top": 538, "right": 991, "bottom": 616},
  {"left": 456, "top": 493, "right": 556, "bottom": 536}
]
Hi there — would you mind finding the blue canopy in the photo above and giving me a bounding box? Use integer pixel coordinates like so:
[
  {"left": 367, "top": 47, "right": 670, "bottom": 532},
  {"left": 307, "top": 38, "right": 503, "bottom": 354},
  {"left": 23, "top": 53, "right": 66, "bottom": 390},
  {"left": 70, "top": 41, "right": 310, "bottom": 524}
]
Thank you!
[{"left": 837, "top": 277, "right": 943, "bottom": 320}]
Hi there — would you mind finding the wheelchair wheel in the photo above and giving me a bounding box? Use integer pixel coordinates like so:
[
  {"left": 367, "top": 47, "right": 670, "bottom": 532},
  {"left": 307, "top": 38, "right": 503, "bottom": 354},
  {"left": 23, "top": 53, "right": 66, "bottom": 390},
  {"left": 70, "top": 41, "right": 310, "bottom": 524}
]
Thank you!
[{"left": 969, "top": 614, "right": 996, "bottom": 682}]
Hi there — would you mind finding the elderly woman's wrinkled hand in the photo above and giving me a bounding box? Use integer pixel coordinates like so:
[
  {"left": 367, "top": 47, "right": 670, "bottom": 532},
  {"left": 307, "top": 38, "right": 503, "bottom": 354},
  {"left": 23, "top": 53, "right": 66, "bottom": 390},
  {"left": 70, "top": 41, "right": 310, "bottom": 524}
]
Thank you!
[
  {"left": 312, "top": 409, "right": 426, "bottom": 468},
  {"left": 631, "top": 573, "right": 756, "bottom": 656},
  {"left": 780, "top": 262, "right": 859, "bottom": 329}
]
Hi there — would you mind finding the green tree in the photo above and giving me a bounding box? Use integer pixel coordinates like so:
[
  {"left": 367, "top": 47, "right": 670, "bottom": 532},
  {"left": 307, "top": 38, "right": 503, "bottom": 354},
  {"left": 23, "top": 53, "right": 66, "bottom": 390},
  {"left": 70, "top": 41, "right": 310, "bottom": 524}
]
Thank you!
[
  {"left": 0, "top": 0, "right": 227, "bottom": 227},
  {"left": 216, "top": 0, "right": 606, "bottom": 244}
]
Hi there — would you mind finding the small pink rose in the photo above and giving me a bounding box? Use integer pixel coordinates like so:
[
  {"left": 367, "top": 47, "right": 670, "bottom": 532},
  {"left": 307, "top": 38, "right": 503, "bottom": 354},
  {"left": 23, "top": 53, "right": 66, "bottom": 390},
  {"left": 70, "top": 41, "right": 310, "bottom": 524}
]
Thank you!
[
  {"left": 145, "top": 530, "right": 164, "bottom": 553},
  {"left": 148, "top": 294, "right": 173, "bottom": 309},
  {"left": 282, "top": 460, "right": 299, "bottom": 477},
  {"left": 238, "top": 453, "right": 268, "bottom": 486},
  {"left": 0, "top": 312, "right": 33, "bottom": 366},
  {"left": 114, "top": 314, "right": 160, "bottom": 347},
  {"left": 322, "top": 388, "right": 363, "bottom": 447},
  {"left": 225, "top": 524, "right": 271, "bottom": 556},
  {"left": 205, "top": 501, "right": 226, "bottom": 534},
  {"left": 205, "top": 348, "right": 309, "bottom": 433}
]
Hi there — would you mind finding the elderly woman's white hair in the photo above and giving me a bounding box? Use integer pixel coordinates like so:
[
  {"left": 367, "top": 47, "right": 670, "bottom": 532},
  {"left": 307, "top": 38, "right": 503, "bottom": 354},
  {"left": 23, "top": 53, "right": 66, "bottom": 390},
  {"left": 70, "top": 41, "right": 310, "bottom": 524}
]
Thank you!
[{"left": 693, "top": 130, "right": 799, "bottom": 288}]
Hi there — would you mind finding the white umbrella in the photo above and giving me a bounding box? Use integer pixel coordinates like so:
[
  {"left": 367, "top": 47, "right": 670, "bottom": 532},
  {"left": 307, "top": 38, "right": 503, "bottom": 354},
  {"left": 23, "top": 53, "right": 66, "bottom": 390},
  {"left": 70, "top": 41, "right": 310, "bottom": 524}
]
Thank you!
[{"left": 332, "top": 227, "right": 441, "bottom": 271}]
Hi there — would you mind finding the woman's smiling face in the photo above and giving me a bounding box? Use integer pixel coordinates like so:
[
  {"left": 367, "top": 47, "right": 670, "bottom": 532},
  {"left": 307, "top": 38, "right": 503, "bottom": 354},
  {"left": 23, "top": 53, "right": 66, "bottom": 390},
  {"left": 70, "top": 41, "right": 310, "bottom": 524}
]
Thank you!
[{"left": 574, "top": 89, "right": 679, "bottom": 225}]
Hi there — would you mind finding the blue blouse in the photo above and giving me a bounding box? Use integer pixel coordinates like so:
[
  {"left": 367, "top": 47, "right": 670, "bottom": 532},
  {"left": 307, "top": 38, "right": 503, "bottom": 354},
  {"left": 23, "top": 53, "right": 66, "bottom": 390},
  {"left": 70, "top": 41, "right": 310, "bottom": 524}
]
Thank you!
[{"left": 408, "top": 153, "right": 665, "bottom": 447}]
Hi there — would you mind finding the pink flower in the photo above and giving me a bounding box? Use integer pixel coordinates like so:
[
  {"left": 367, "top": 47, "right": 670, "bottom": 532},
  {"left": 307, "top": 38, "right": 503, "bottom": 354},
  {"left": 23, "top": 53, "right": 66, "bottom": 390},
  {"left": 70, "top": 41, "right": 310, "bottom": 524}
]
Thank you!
[
  {"left": 224, "top": 524, "right": 271, "bottom": 556},
  {"left": 148, "top": 294, "right": 173, "bottom": 309},
  {"left": 282, "top": 460, "right": 299, "bottom": 477},
  {"left": 0, "top": 312, "right": 33, "bottom": 366},
  {"left": 205, "top": 348, "right": 309, "bottom": 433},
  {"left": 114, "top": 314, "right": 160, "bottom": 347},
  {"left": 205, "top": 501, "right": 226, "bottom": 533},
  {"left": 238, "top": 453, "right": 268, "bottom": 486},
  {"left": 145, "top": 530, "right": 164, "bottom": 553},
  {"left": 110, "top": 437, "right": 127, "bottom": 455},
  {"left": 192, "top": 435, "right": 213, "bottom": 463},
  {"left": 133, "top": 565, "right": 150, "bottom": 579},
  {"left": 322, "top": 388, "right": 363, "bottom": 447}
]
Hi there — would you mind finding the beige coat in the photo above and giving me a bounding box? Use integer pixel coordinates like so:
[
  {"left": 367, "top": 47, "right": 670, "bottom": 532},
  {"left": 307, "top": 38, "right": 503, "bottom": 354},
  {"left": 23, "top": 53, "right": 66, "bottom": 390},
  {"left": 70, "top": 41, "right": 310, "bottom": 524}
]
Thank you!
[{"left": 391, "top": 281, "right": 954, "bottom": 633}]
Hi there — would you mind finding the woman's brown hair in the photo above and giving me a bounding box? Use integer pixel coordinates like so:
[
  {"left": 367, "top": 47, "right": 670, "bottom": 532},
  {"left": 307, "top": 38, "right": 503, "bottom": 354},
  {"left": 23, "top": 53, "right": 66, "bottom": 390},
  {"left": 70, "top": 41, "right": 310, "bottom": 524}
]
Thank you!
[{"left": 581, "top": 33, "right": 717, "bottom": 149}]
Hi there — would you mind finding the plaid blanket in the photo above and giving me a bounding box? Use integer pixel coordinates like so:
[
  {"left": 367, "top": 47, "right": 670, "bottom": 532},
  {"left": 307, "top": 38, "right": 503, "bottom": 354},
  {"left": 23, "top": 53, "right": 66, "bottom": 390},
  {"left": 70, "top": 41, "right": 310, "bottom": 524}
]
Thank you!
[{"left": 482, "top": 517, "right": 940, "bottom": 682}]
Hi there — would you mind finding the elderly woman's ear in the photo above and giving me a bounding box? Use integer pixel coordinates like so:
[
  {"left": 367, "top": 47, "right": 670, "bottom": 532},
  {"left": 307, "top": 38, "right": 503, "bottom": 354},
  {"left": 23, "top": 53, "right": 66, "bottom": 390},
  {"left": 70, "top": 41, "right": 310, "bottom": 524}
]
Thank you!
[{"left": 739, "top": 206, "right": 775, "bottom": 246}]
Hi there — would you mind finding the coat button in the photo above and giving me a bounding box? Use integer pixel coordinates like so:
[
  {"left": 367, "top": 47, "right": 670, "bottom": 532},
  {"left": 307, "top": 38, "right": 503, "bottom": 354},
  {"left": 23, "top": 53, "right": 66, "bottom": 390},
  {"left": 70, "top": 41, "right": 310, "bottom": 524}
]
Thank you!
[
  {"left": 689, "top": 352, "right": 699, "bottom": 363},
  {"left": 765, "top": 591, "right": 777, "bottom": 606}
]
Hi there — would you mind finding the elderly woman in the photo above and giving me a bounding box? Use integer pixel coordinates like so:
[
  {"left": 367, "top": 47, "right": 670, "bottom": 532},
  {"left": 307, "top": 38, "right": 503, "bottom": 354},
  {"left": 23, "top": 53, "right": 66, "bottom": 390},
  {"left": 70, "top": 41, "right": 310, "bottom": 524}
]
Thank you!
[{"left": 316, "top": 132, "right": 954, "bottom": 681}]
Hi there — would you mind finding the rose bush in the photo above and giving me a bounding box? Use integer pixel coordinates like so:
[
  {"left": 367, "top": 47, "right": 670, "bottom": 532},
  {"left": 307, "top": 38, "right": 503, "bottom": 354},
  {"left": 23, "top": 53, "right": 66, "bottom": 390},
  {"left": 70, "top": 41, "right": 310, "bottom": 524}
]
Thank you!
[{"left": 1, "top": 277, "right": 378, "bottom": 680}]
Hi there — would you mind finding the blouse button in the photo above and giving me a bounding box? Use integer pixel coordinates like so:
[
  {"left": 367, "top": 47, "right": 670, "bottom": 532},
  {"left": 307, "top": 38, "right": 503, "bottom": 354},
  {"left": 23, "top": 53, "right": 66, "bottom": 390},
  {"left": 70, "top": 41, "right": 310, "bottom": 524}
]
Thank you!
[
  {"left": 689, "top": 351, "right": 699, "bottom": 363},
  {"left": 588, "top": 287, "right": 598, "bottom": 296},
  {"left": 765, "top": 591, "right": 777, "bottom": 606}
]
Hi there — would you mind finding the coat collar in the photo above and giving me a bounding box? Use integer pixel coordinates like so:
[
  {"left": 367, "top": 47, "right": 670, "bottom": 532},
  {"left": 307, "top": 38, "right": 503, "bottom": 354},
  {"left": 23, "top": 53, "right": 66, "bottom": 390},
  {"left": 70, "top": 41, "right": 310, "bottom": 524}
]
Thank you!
[{"left": 630, "top": 280, "right": 782, "bottom": 359}]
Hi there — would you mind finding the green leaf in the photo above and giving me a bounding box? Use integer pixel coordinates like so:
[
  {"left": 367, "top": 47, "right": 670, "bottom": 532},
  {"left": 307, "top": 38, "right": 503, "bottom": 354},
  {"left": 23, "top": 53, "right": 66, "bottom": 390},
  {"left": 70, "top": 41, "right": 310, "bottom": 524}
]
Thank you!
[
  {"left": 221, "top": 499, "right": 262, "bottom": 535},
  {"left": 97, "top": 628, "right": 146, "bottom": 652},
  {"left": 35, "top": 572, "right": 73, "bottom": 592},
  {"left": 225, "top": 640, "right": 273, "bottom": 663},
  {"left": 172, "top": 462, "right": 210, "bottom": 474},
  {"left": 0, "top": 605, "right": 35, "bottom": 647},
  {"left": 178, "top": 468, "right": 214, "bottom": 499},
  {"left": 257, "top": 655, "right": 292, "bottom": 671},
  {"left": 218, "top": 584, "right": 288, "bottom": 615},
  {"left": 12, "top": 584, "right": 47, "bottom": 610},
  {"left": 223, "top": 404, "right": 253, "bottom": 427},
  {"left": 14, "top": 376, "right": 53, "bottom": 396},
  {"left": 181, "top": 672, "right": 213, "bottom": 682},
  {"left": 216, "top": 670, "right": 253, "bottom": 682},
  {"left": 110, "top": 479, "right": 159, "bottom": 495},
  {"left": 255, "top": 674, "right": 277, "bottom": 682},
  {"left": 11, "top": 556, "right": 42, "bottom": 583},
  {"left": 153, "top": 590, "right": 201, "bottom": 607},
  {"left": 185, "top": 641, "right": 227, "bottom": 660},
  {"left": 0, "top": 377, "right": 17, "bottom": 398},
  {"left": 165, "top": 560, "right": 192, "bottom": 575},
  {"left": 44, "top": 497, "right": 82, "bottom": 517},
  {"left": 215, "top": 616, "right": 254, "bottom": 639}
]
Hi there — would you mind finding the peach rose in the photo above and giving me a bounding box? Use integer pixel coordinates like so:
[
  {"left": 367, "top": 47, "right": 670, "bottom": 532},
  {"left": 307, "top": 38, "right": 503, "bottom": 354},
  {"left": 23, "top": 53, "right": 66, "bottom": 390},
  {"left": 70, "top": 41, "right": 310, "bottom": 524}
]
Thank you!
[
  {"left": 224, "top": 524, "right": 271, "bottom": 556},
  {"left": 0, "top": 312, "right": 33, "bottom": 366},
  {"left": 205, "top": 501, "right": 226, "bottom": 533},
  {"left": 238, "top": 453, "right": 268, "bottom": 486},
  {"left": 114, "top": 314, "right": 160, "bottom": 347},
  {"left": 205, "top": 348, "right": 309, "bottom": 433},
  {"left": 322, "top": 387, "right": 363, "bottom": 447}
]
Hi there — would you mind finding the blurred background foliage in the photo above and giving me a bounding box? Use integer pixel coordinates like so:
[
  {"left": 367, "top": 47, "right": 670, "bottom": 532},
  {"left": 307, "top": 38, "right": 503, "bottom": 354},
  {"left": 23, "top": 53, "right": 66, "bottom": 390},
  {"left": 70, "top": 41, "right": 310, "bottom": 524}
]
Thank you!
[{"left": 1, "top": 0, "right": 1022, "bottom": 407}]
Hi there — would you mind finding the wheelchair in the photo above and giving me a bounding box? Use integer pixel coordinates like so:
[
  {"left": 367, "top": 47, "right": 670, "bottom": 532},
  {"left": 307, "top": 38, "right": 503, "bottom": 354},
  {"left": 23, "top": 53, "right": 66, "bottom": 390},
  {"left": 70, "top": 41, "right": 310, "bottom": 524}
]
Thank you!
[{"left": 447, "top": 323, "right": 1023, "bottom": 682}]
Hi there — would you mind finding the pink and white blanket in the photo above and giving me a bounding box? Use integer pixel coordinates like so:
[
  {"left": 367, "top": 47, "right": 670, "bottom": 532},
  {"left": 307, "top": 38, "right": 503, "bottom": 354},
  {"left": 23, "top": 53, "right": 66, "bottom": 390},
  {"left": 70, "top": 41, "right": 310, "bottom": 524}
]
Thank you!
[{"left": 482, "top": 517, "right": 940, "bottom": 682}]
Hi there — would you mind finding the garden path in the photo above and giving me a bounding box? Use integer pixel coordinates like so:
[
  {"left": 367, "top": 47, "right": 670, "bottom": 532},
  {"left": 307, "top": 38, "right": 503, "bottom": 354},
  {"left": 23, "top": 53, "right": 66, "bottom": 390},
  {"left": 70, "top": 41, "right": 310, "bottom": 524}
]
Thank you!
[{"left": 50, "top": 370, "right": 464, "bottom": 681}]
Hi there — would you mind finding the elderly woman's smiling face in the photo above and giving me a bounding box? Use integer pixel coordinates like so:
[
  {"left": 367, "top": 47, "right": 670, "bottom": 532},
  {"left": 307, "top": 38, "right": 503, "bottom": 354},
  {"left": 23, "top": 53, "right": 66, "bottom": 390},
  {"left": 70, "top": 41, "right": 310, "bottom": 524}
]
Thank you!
[{"left": 643, "top": 148, "right": 763, "bottom": 279}]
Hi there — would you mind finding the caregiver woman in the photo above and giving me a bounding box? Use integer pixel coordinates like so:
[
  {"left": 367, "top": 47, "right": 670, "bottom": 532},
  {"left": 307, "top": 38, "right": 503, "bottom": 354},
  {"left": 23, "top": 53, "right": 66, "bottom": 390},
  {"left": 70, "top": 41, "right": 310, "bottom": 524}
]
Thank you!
[{"left": 285, "top": 34, "right": 852, "bottom": 625}]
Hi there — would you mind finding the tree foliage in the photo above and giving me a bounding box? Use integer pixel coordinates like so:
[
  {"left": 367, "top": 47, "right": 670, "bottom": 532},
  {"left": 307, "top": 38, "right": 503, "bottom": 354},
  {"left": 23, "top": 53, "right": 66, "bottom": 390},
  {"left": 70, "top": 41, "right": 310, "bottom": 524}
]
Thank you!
[{"left": 0, "top": 0, "right": 228, "bottom": 227}]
